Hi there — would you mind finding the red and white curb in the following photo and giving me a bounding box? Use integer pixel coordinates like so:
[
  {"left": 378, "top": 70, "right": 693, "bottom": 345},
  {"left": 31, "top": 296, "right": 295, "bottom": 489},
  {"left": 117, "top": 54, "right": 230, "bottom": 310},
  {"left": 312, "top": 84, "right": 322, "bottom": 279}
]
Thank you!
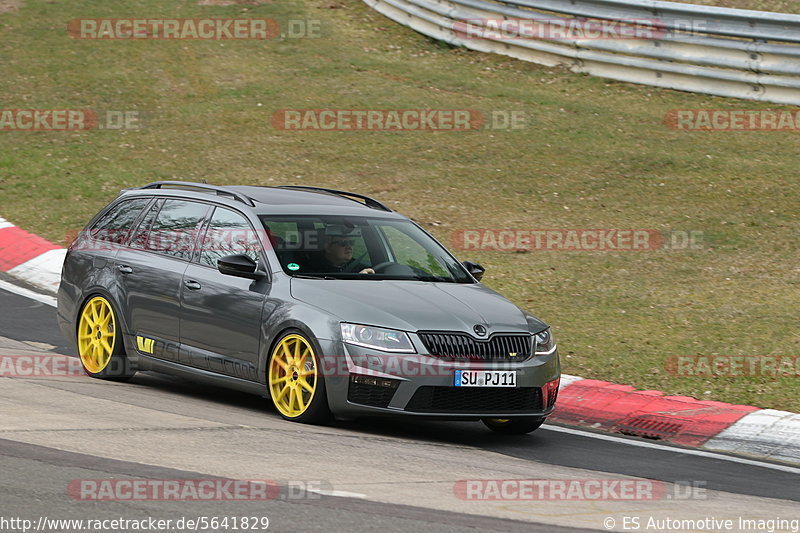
[
  {"left": 1, "top": 214, "right": 798, "bottom": 465},
  {"left": 0, "top": 216, "right": 65, "bottom": 293},
  {"left": 554, "top": 378, "right": 800, "bottom": 465}
]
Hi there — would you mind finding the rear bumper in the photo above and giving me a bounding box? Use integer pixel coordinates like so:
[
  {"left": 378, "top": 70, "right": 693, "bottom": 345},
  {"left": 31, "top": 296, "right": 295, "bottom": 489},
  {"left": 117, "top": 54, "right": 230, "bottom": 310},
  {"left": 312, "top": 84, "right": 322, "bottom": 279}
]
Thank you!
[{"left": 56, "top": 280, "right": 78, "bottom": 349}]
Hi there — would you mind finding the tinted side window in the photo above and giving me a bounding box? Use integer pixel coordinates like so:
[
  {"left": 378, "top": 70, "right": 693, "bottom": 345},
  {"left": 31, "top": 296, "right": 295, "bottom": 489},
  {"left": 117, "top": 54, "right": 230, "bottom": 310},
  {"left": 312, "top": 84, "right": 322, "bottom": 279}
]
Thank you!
[
  {"left": 90, "top": 198, "right": 150, "bottom": 244},
  {"left": 198, "top": 208, "right": 262, "bottom": 268},
  {"left": 381, "top": 225, "right": 448, "bottom": 277},
  {"left": 146, "top": 200, "right": 209, "bottom": 260}
]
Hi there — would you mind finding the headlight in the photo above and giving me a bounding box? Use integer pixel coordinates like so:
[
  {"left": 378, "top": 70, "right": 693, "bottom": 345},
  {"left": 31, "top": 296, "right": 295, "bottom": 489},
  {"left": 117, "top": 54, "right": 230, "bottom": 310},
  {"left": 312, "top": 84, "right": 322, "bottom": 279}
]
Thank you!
[
  {"left": 340, "top": 323, "right": 415, "bottom": 353},
  {"left": 534, "top": 328, "right": 556, "bottom": 355}
]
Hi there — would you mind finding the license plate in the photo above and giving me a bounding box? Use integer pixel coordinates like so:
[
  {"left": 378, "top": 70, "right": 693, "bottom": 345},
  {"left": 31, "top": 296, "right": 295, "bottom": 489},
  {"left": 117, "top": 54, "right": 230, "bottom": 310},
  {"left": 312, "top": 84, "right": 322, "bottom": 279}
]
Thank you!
[{"left": 454, "top": 370, "right": 517, "bottom": 387}]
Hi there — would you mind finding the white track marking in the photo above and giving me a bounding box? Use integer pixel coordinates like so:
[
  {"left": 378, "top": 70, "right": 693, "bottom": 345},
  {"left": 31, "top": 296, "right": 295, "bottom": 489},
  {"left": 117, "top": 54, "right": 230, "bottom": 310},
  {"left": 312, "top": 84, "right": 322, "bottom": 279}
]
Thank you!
[
  {"left": 307, "top": 489, "right": 367, "bottom": 499},
  {"left": 541, "top": 424, "right": 800, "bottom": 474},
  {"left": 0, "top": 279, "right": 57, "bottom": 307}
]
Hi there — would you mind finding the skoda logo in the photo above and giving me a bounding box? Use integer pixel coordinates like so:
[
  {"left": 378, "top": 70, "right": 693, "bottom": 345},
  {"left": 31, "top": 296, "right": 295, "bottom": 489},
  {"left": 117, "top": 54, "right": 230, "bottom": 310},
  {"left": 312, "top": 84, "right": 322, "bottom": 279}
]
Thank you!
[{"left": 473, "top": 325, "right": 487, "bottom": 337}]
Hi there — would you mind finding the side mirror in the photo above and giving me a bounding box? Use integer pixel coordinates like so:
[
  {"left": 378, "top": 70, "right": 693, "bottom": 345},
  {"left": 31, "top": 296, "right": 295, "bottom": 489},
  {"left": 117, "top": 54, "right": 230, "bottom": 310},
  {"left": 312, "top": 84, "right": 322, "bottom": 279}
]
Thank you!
[
  {"left": 462, "top": 261, "right": 486, "bottom": 282},
  {"left": 218, "top": 254, "right": 266, "bottom": 280}
]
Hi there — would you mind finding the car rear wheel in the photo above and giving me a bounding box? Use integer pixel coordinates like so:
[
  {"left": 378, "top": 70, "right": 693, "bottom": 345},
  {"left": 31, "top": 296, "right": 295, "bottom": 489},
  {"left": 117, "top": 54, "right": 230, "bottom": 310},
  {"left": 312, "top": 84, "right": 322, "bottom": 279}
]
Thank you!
[
  {"left": 482, "top": 417, "right": 545, "bottom": 434},
  {"left": 77, "top": 295, "right": 135, "bottom": 380},
  {"left": 268, "top": 331, "right": 331, "bottom": 424}
]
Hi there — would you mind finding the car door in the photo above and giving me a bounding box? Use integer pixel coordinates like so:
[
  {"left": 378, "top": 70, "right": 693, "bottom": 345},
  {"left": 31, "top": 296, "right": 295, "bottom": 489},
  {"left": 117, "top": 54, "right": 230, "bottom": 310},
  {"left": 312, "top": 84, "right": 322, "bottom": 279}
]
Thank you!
[
  {"left": 179, "top": 205, "right": 271, "bottom": 380},
  {"left": 115, "top": 198, "right": 211, "bottom": 364},
  {"left": 78, "top": 195, "right": 152, "bottom": 291}
]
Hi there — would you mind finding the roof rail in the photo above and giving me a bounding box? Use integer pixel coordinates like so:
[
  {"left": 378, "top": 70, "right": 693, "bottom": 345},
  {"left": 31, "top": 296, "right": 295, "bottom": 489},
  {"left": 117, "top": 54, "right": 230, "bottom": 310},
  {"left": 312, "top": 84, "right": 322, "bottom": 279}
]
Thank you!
[
  {"left": 138, "top": 181, "right": 256, "bottom": 207},
  {"left": 276, "top": 186, "right": 392, "bottom": 212}
]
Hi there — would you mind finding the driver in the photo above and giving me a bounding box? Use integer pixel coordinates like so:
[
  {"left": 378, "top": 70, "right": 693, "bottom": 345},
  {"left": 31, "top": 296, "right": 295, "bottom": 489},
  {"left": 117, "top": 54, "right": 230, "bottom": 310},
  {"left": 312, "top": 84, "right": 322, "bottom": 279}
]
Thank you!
[{"left": 314, "top": 226, "right": 375, "bottom": 274}]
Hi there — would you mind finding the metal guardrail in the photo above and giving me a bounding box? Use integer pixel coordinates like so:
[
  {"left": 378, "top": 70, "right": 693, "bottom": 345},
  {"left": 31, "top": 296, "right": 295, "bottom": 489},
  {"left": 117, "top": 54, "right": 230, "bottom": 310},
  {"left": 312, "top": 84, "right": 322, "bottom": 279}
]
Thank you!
[{"left": 363, "top": 0, "right": 800, "bottom": 104}]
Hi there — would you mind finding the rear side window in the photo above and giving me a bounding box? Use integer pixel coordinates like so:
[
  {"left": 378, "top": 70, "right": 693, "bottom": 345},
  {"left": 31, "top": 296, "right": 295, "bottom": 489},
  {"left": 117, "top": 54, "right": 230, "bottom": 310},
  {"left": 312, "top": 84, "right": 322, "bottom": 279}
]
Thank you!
[
  {"left": 129, "top": 199, "right": 164, "bottom": 250},
  {"left": 198, "top": 207, "right": 263, "bottom": 268},
  {"left": 145, "top": 199, "right": 209, "bottom": 260},
  {"left": 90, "top": 198, "right": 150, "bottom": 244}
]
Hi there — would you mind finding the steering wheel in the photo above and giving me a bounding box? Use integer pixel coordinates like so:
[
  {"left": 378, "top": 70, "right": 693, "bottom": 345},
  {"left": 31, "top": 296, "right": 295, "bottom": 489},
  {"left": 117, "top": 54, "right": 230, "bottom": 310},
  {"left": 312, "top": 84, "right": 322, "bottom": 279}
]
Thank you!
[{"left": 369, "top": 261, "right": 399, "bottom": 273}]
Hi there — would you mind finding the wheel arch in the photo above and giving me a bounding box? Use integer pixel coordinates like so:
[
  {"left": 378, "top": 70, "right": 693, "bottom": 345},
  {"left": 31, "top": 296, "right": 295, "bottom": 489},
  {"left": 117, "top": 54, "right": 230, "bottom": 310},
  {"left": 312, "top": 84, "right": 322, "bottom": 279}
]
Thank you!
[{"left": 260, "top": 318, "right": 329, "bottom": 384}]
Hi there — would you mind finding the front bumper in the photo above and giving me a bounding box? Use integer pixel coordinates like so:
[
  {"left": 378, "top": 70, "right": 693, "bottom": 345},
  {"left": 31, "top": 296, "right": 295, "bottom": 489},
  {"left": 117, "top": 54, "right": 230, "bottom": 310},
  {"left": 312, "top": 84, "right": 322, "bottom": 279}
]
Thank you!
[{"left": 318, "top": 339, "right": 560, "bottom": 419}]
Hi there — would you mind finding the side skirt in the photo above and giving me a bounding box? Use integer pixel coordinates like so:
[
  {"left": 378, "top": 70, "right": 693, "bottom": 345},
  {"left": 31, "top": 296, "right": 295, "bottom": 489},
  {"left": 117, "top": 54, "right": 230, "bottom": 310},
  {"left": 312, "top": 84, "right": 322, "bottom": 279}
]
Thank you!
[{"left": 136, "top": 353, "right": 266, "bottom": 396}]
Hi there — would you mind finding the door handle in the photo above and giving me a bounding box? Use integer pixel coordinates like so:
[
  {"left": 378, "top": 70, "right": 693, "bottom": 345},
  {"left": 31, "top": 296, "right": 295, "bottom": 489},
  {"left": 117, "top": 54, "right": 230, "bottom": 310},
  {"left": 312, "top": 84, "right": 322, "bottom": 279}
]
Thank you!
[
  {"left": 184, "top": 280, "right": 202, "bottom": 290},
  {"left": 117, "top": 265, "right": 133, "bottom": 274}
]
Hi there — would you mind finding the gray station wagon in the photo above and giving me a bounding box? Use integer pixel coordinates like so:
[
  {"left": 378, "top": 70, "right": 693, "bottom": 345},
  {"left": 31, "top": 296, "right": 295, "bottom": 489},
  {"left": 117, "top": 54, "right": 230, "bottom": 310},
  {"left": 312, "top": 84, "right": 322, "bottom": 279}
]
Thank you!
[{"left": 57, "top": 181, "right": 560, "bottom": 433}]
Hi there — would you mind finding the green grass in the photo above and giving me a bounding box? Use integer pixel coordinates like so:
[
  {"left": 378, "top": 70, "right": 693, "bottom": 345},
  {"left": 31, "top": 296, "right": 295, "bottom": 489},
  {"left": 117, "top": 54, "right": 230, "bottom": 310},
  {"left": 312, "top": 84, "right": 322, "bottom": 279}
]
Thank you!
[
  {"left": 679, "top": 0, "right": 800, "bottom": 13},
  {"left": 0, "top": 0, "right": 798, "bottom": 411}
]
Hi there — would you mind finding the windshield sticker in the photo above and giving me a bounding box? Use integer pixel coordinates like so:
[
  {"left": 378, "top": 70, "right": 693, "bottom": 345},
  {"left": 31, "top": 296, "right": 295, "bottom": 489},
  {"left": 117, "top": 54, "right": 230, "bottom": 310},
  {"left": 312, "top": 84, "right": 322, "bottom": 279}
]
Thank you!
[{"left": 287, "top": 263, "right": 300, "bottom": 271}]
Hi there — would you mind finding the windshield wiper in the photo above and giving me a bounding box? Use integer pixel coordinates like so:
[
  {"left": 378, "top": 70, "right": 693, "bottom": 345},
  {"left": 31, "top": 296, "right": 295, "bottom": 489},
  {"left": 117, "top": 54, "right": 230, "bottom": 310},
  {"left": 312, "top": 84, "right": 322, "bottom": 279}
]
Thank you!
[
  {"left": 291, "top": 274, "right": 337, "bottom": 280},
  {"left": 415, "top": 275, "right": 456, "bottom": 283}
]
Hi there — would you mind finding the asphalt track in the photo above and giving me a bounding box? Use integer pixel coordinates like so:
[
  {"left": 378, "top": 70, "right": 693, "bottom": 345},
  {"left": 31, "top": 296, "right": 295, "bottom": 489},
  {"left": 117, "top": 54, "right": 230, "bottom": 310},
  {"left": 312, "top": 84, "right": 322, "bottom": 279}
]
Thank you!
[{"left": 0, "top": 275, "right": 797, "bottom": 532}]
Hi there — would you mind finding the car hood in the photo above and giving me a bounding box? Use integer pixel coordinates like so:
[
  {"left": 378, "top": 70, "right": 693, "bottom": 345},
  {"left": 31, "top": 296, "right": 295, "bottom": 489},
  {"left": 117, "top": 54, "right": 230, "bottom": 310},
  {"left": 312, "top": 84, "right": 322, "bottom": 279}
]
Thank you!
[{"left": 290, "top": 279, "right": 545, "bottom": 335}]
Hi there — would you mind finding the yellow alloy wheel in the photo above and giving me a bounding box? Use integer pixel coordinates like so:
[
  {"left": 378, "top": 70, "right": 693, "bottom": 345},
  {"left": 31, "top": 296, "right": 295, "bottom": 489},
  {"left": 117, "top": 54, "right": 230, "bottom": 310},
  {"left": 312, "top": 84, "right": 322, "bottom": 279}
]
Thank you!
[
  {"left": 269, "top": 334, "right": 317, "bottom": 418},
  {"left": 77, "top": 296, "right": 116, "bottom": 374}
]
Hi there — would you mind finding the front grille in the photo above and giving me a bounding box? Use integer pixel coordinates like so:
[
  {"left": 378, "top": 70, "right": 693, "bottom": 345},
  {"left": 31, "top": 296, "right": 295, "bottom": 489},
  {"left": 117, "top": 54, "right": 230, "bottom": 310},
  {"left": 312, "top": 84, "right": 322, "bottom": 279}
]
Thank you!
[
  {"left": 418, "top": 331, "right": 532, "bottom": 361},
  {"left": 406, "top": 386, "right": 543, "bottom": 414},
  {"left": 348, "top": 378, "right": 398, "bottom": 408}
]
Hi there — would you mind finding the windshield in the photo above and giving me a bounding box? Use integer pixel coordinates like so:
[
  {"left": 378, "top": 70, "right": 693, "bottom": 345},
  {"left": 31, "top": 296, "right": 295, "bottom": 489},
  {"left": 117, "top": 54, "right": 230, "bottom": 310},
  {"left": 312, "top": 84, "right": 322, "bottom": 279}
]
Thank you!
[{"left": 260, "top": 215, "right": 473, "bottom": 283}]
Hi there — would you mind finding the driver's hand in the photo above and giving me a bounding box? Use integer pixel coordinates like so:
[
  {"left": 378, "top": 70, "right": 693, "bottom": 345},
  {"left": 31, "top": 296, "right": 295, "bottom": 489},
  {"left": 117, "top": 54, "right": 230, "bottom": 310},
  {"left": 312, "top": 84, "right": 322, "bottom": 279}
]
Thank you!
[{"left": 359, "top": 268, "right": 376, "bottom": 274}]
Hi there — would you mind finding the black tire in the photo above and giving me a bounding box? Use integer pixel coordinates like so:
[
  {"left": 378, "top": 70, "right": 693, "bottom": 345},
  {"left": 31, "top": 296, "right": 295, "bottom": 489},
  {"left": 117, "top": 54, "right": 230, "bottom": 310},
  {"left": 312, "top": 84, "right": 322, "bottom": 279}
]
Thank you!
[
  {"left": 76, "top": 295, "right": 135, "bottom": 381},
  {"left": 267, "top": 329, "right": 332, "bottom": 425},
  {"left": 482, "top": 417, "right": 545, "bottom": 434}
]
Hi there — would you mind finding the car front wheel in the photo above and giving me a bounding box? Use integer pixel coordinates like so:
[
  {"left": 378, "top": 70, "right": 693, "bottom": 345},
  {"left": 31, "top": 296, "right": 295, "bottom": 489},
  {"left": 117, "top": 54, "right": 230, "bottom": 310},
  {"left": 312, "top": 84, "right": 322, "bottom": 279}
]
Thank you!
[
  {"left": 77, "top": 295, "right": 135, "bottom": 380},
  {"left": 268, "top": 330, "right": 331, "bottom": 424}
]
